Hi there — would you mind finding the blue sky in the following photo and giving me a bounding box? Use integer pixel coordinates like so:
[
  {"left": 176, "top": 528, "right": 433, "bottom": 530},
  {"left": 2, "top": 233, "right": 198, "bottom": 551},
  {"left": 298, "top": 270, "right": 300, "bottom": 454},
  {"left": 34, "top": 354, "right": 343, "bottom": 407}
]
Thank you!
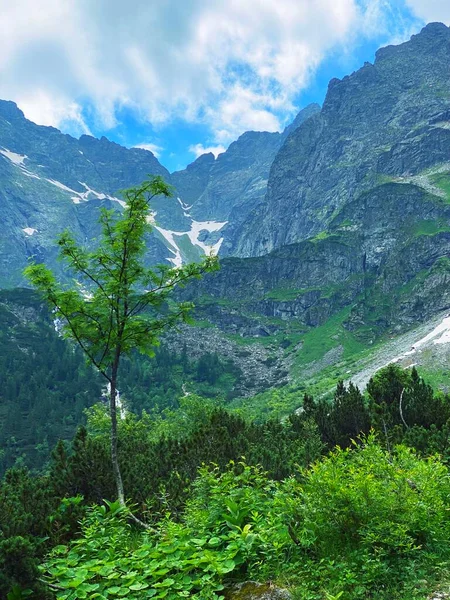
[{"left": 0, "top": 0, "right": 449, "bottom": 172}]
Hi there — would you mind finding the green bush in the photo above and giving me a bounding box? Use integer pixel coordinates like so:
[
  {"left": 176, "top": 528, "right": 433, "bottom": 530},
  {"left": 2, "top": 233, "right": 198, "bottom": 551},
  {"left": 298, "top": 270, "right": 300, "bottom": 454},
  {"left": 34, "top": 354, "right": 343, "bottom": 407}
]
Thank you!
[
  {"left": 42, "top": 463, "right": 294, "bottom": 598},
  {"left": 42, "top": 439, "right": 450, "bottom": 599},
  {"left": 285, "top": 436, "right": 450, "bottom": 597}
]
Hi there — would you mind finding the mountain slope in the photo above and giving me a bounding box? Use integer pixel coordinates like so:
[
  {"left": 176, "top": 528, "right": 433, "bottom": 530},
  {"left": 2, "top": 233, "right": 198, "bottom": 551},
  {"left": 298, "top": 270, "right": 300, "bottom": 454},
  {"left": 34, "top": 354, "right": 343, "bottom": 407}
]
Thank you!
[
  {"left": 171, "top": 23, "right": 450, "bottom": 395},
  {"left": 0, "top": 99, "right": 319, "bottom": 286},
  {"left": 0, "top": 100, "right": 189, "bottom": 285},
  {"left": 172, "top": 103, "right": 320, "bottom": 256},
  {"left": 236, "top": 22, "right": 450, "bottom": 257}
]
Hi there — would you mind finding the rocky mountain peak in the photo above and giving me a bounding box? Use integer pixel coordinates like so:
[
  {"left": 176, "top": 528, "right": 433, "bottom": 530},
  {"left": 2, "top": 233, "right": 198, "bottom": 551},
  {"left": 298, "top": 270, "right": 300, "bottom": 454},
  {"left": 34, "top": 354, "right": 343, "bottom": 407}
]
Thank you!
[
  {"left": 375, "top": 21, "right": 449, "bottom": 63},
  {"left": 282, "top": 103, "right": 321, "bottom": 138},
  {"left": 236, "top": 21, "right": 450, "bottom": 257},
  {"left": 189, "top": 152, "right": 216, "bottom": 168},
  {"left": 0, "top": 100, "right": 25, "bottom": 121}
]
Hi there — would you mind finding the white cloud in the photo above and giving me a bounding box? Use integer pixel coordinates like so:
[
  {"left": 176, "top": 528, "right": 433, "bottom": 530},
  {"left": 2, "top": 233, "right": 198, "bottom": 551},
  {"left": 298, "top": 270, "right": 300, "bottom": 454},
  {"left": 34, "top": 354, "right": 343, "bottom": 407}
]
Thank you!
[
  {"left": 188, "top": 143, "right": 226, "bottom": 159},
  {"left": 133, "top": 143, "right": 164, "bottom": 158},
  {"left": 404, "top": 1, "right": 450, "bottom": 24},
  {"left": 18, "top": 90, "right": 91, "bottom": 136},
  {"left": 0, "top": 0, "right": 436, "bottom": 144}
]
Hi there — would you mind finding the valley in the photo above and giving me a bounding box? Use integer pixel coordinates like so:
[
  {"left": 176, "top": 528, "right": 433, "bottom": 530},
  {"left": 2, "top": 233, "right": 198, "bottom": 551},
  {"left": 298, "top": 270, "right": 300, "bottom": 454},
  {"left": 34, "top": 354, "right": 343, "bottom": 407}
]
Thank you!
[
  {"left": 2, "top": 20, "right": 450, "bottom": 600},
  {"left": 3, "top": 22, "right": 450, "bottom": 459}
]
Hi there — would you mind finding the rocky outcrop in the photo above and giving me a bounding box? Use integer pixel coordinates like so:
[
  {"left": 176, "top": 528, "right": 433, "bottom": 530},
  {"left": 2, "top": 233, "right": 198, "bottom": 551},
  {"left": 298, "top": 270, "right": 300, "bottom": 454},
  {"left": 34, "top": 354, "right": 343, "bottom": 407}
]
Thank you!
[
  {"left": 224, "top": 582, "right": 291, "bottom": 600},
  {"left": 165, "top": 324, "right": 291, "bottom": 396},
  {"left": 0, "top": 98, "right": 320, "bottom": 287},
  {"left": 172, "top": 104, "right": 320, "bottom": 256},
  {"left": 236, "top": 23, "right": 450, "bottom": 257},
  {"left": 0, "top": 100, "right": 186, "bottom": 286}
]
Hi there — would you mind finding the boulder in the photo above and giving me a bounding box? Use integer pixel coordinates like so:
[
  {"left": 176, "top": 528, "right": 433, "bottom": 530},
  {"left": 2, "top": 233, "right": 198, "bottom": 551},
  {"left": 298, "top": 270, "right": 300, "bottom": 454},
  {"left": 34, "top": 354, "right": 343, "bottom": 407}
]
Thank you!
[{"left": 224, "top": 581, "right": 291, "bottom": 600}]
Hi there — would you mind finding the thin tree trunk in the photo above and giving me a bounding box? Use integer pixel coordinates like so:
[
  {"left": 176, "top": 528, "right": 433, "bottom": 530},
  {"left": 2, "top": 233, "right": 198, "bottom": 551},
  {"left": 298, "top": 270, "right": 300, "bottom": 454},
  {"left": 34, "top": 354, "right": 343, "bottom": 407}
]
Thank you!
[
  {"left": 110, "top": 360, "right": 125, "bottom": 505},
  {"left": 399, "top": 388, "right": 409, "bottom": 429},
  {"left": 382, "top": 417, "right": 392, "bottom": 458},
  {"left": 109, "top": 348, "right": 152, "bottom": 529}
]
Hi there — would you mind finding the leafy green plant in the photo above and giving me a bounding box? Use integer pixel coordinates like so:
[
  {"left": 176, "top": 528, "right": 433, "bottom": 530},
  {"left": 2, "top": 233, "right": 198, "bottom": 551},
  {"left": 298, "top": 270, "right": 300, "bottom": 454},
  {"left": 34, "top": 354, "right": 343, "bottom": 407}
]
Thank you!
[
  {"left": 285, "top": 435, "right": 450, "bottom": 597},
  {"left": 43, "top": 500, "right": 241, "bottom": 598},
  {"left": 6, "top": 585, "right": 33, "bottom": 600}
]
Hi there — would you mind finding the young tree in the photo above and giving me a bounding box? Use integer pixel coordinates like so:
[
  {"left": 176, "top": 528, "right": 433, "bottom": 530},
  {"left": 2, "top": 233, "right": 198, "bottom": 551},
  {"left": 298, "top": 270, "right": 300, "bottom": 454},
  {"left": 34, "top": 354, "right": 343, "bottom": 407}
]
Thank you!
[{"left": 24, "top": 177, "right": 218, "bottom": 509}]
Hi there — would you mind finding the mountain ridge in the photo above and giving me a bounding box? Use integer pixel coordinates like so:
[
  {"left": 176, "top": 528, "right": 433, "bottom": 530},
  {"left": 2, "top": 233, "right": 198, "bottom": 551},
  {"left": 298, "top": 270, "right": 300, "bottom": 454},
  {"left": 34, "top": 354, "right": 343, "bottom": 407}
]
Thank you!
[
  {"left": 0, "top": 97, "right": 319, "bottom": 285},
  {"left": 235, "top": 21, "right": 450, "bottom": 257},
  {"left": 2, "top": 23, "right": 450, "bottom": 396}
]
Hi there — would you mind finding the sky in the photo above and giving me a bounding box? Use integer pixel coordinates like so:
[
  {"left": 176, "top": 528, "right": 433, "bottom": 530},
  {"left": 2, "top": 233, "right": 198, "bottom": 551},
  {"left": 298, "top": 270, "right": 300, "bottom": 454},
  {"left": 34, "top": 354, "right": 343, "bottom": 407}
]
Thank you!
[{"left": 0, "top": 0, "right": 449, "bottom": 172}]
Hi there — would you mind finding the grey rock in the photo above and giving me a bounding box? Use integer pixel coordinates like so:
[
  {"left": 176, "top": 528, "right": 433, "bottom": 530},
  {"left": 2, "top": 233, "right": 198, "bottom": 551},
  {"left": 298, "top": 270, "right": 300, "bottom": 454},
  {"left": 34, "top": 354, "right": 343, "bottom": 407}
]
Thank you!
[
  {"left": 235, "top": 23, "right": 450, "bottom": 257},
  {"left": 0, "top": 100, "right": 187, "bottom": 286},
  {"left": 171, "top": 104, "right": 320, "bottom": 256},
  {"left": 224, "top": 581, "right": 291, "bottom": 600}
]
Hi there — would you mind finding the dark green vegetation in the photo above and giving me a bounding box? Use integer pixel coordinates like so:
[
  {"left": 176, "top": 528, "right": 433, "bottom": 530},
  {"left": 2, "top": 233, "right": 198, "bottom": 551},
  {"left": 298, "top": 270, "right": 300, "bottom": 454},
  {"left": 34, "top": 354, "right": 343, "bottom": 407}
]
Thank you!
[
  {"left": 0, "top": 290, "right": 242, "bottom": 475},
  {"left": 0, "top": 289, "right": 102, "bottom": 474},
  {"left": 1, "top": 364, "right": 450, "bottom": 599}
]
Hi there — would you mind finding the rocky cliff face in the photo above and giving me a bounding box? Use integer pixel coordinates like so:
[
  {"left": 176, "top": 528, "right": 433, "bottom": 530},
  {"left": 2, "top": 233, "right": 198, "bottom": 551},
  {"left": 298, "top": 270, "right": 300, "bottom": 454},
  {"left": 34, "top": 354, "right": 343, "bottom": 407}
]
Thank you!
[
  {"left": 175, "top": 21, "right": 450, "bottom": 366},
  {"left": 236, "top": 22, "right": 450, "bottom": 257},
  {"left": 172, "top": 104, "right": 320, "bottom": 255},
  {"left": 0, "top": 96, "right": 318, "bottom": 286},
  {"left": 0, "top": 100, "right": 190, "bottom": 286}
]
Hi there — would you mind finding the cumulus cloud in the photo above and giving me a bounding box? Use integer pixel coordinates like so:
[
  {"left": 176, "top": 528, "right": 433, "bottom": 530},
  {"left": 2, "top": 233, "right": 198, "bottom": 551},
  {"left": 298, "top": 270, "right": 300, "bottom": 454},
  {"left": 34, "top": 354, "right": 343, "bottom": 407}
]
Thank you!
[
  {"left": 133, "top": 143, "right": 164, "bottom": 158},
  {"left": 188, "top": 143, "right": 227, "bottom": 159},
  {"left": 404, "top": 1, "right": 450, "bottom": 24},
  {"left": 0, "top": 0, "right": 433, "bottom": 144}
]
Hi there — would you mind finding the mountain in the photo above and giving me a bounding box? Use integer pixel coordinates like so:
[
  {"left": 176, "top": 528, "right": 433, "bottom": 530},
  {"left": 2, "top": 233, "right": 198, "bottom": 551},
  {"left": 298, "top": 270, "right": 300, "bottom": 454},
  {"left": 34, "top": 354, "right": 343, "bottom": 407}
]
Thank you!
[
  {"left": 236, "top": 22, "right": 450, "bottom": 256},
  {"left": 171, "top": 103, "right": 320, "bottom": 255},
  {"left": 2, "top": 23, "right": 450, "bottom": 399},
  {"left": 175, "top": 22, "right": 450, "bottom": 390},
  {"left": 0, "top": 101, "right": 186, "bottom": 286},
  {"left": 0, "top": 96, "right": 320, "bottom": 286}
]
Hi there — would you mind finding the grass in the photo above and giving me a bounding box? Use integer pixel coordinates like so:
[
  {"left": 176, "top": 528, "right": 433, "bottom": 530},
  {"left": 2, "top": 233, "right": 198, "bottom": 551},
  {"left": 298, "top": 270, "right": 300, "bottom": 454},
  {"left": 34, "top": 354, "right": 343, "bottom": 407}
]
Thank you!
[
  {"left": 431, "top": 171, "right": 450, "bottom": 201},
  {"left": 174, "top": 233, "right": 204, "bottom": 264},
  {"left": 293, "top": 306, "right": 366, "bottom": 369},
  {"left": 409, "top": 219, "right": 450, "bottom": 238},
  {"left": 264, "top": 286, "right": 320, "bottom": 301},
  {"left": 419, "top": 368, "right": 450, "bottom": 393},
  {"left": 311, "top": 230, "right": 330, "bottom": 242}
]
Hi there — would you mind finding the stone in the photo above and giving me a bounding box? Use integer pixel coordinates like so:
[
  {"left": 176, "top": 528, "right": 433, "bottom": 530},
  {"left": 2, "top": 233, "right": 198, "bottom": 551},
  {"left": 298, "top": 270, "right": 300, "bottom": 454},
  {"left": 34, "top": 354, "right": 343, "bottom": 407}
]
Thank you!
[{"left": 224, "top": 581, "right": 292, "bottom": 600}]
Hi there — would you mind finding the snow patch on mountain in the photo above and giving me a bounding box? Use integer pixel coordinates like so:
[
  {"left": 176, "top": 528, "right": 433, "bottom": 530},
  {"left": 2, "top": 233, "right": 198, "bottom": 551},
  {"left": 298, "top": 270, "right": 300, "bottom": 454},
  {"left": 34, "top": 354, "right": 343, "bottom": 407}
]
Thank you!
[
  {"left": 154, "top": 226, "right": 183, "bottom": 267},
  {"left": 389, "top": 315, "right": 450, "bottom": 364},
  {"left": 22, "top": 227, "right": 37, "bottom": 236},
  {"left": 79, "top": 183, "right": 126, "bottom": 208},
  {"left": 188, "top": 220, "right": 227, "bottom": 254},
  {"left": 155, "top": 219, "right": 227, "bottom": 267},
  {"left": 22, "top": 169, "right": 40, "bottom": 180},
  {"left": 347, "top": 312, "right": 450, "bottom": 392},
  {"left": 177, "top": 197, "right": 192, "bottom": 217},
  {"left": 0, "top": 148, "right": 27, "bottom": 165},
  {"left": 47, "top": 179, "right": 75, "bottom": 193},
  {"left": 146, "top": 211, "right": 157, "bottom": 225},
  {"left": 0, "top": 147, "right": 42, "bottom": 180},
  {"left": 43, "top": 178, "right": 126, "bottom": 207}
]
